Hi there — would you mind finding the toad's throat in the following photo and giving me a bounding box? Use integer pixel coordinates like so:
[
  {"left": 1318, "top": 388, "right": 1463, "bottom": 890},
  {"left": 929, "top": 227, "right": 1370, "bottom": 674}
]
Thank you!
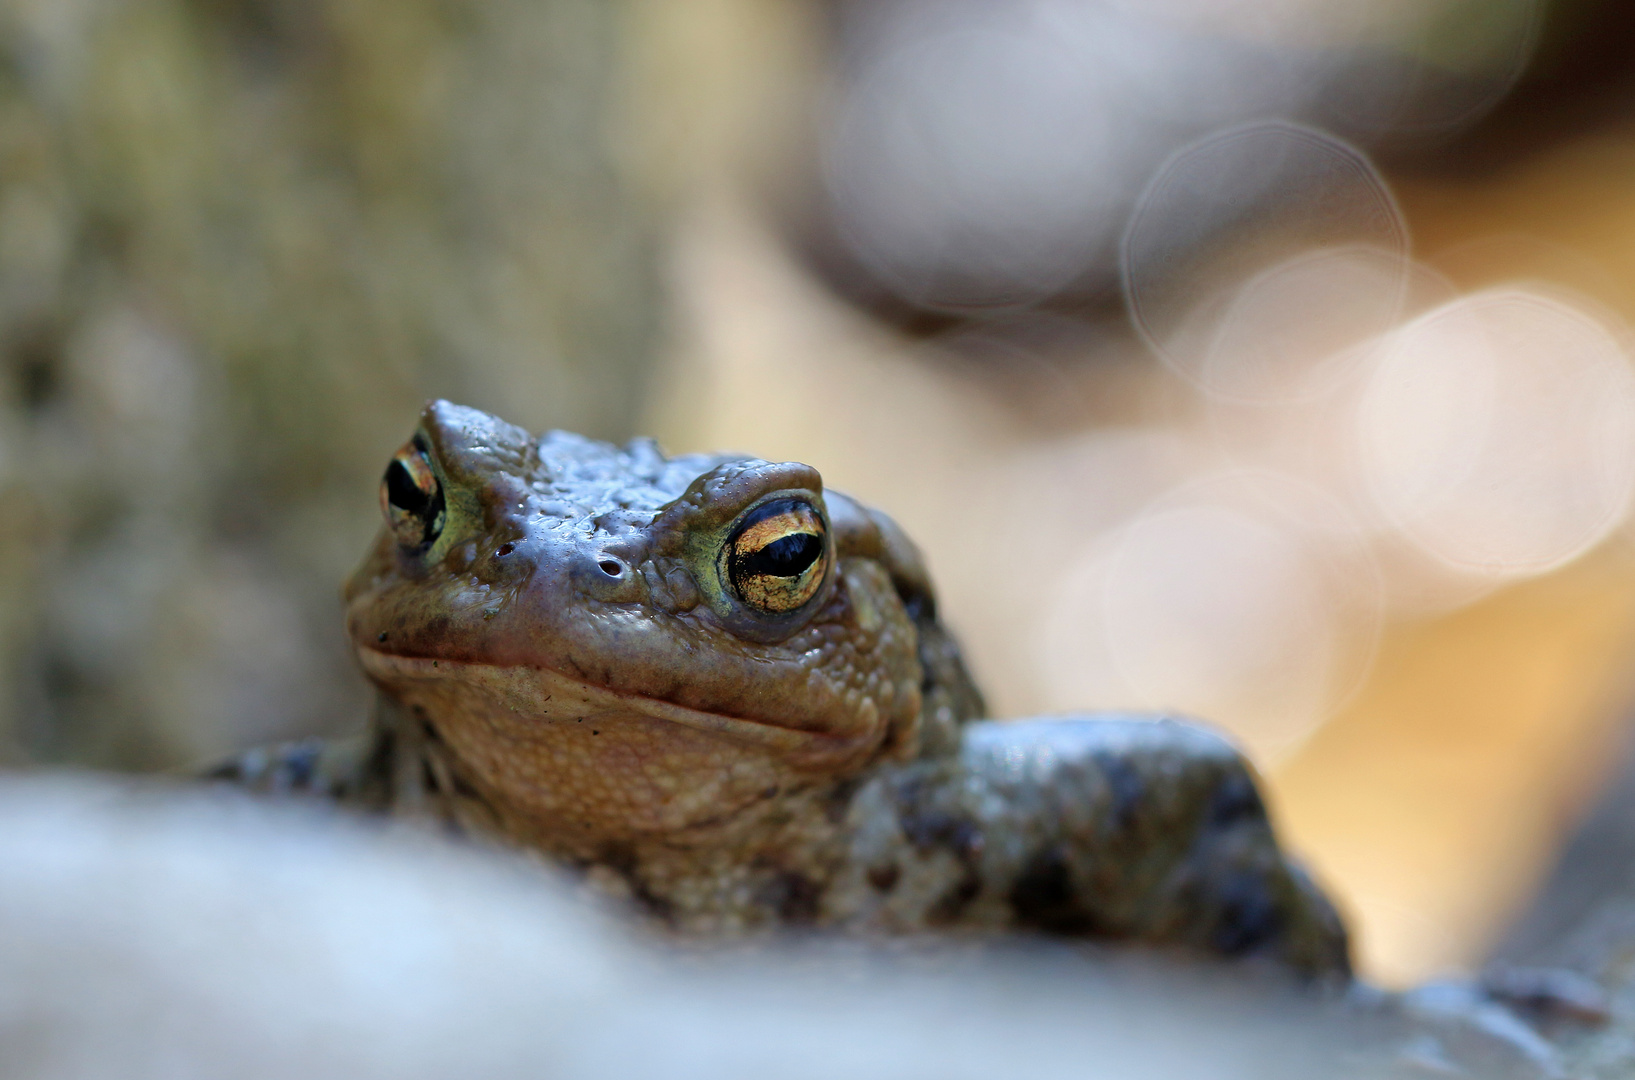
[{"left": 354, "top": 646, "right": 878, "bottom": 769}]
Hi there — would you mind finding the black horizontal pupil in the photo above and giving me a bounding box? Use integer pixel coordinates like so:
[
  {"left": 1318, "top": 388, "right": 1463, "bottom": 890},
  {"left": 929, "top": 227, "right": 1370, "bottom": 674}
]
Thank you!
[
  {"left": 384, "top": 449, "right": 446, "bottom": 550},
  {"left": 741, "top": 531, "right": 821, "bottom": 578},
  {"left": 386, "top": 458, "right": 432, "bottom": 515}
]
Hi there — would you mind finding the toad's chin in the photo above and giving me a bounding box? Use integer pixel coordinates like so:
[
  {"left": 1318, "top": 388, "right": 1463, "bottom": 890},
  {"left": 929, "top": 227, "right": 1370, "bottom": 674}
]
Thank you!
[{"left": 353, "top": 647, "right": 886, "bottom": 842}]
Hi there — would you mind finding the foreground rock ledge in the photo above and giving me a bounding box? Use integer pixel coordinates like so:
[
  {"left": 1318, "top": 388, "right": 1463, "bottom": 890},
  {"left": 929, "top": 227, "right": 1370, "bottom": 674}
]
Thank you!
[{"left": 0, "top": 774, "right": 1554, "bottom": 1079}]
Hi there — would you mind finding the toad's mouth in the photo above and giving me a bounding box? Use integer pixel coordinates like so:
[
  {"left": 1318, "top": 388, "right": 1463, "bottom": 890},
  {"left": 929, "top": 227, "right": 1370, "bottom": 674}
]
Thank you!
[{"left": 354, "top": 646, "right": 880, "bottom": 770}]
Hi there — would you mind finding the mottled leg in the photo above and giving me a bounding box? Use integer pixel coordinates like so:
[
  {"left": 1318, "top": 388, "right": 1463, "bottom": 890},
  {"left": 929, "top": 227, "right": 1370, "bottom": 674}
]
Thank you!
[
  {"left": 845, "top": 716, "right": 1349, "bottom": 978},
  {"left": 203, "top": 733, "right": 374, "bottom": 799},
  {"left": 203, "top": 693, "right": 509, "bottom": 843},
  {"left": 977, "top": 716, "right": 1348, "bottom": 976}
]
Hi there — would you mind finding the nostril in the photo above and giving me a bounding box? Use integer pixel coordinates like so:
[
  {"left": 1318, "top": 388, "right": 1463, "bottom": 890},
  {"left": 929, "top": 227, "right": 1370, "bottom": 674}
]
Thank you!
[
  {"left": 495, "top": 542, "right": 515, "bottom": 558},
  {"left": 597, "top": 558, "right": 622, "bottom": 577}
]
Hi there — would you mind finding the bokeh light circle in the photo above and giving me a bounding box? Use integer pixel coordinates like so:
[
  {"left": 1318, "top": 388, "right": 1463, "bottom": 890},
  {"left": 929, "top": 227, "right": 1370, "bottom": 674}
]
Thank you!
[
  {"left": 1042, "top": 471, "right": 1382, "bottom": 763},
  {"left": 1122, "top": 122, "right": 1409, "bottom": 397},
  {"left": 1358, "top": 289, "right": 1635, "bottom": 575}
]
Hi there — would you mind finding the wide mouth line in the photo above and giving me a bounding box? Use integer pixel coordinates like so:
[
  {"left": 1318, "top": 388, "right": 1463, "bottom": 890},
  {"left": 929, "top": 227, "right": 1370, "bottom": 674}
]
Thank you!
[{"left": 354, "top": 645, "right": 867, "bottom": 760}]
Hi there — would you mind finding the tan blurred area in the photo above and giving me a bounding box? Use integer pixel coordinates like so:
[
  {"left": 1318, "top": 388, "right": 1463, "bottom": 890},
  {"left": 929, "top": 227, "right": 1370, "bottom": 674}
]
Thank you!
[
  {"left": 0, "top": 0, "right": 664, "bottom": 768},
  {"left": 6, "top": 0, "right": 1635, "bottom": 989}
]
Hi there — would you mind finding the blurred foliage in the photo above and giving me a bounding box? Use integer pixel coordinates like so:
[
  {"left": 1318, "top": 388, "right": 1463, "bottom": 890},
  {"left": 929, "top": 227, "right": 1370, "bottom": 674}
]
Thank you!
[{"left": 0, "top": 0, "right": 661, "bottom": 768}]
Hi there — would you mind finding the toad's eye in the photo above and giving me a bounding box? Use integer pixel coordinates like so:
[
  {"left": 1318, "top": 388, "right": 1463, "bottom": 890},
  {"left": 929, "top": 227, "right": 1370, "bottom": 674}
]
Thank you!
[
  {"left": 381, "top": 438, "right": 446, "bottom": 550},
  {"left": 726, "top": 498, "right": 828, "bottom": 614}
]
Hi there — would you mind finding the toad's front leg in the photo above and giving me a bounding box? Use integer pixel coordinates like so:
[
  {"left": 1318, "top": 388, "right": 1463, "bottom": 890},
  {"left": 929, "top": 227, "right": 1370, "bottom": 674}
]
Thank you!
[{"left": 833, "top": 716, "right": 1350, "bottom": 979}]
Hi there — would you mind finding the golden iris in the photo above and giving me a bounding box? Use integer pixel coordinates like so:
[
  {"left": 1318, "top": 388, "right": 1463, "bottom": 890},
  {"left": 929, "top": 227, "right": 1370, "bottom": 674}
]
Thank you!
[
  {"left": 380, "top": 438, "right": 446, "bottom": 550},
  {"left": 725, "top": 499, "right": 828, "bottom": 614}
]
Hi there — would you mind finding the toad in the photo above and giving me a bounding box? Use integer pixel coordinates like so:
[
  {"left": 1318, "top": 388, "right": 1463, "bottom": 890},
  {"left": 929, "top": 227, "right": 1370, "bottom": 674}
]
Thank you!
[{"left": 217, "top": 400, "right": 1349, "bottom": 977}]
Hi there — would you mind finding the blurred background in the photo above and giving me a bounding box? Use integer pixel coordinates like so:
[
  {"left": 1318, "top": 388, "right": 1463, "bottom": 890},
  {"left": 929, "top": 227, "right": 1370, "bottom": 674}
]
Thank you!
[{"left": 5, "top": 0, "right": 1635, "bottom": 986}]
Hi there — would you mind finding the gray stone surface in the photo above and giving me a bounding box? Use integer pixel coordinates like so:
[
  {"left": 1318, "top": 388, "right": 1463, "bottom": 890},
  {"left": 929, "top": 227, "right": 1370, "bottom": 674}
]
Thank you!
[
  {"left": 0, "top": 772, "right": 1550, "bottom": 1079},
  {"left": 1491, "top": 731, "right": 1635, "bottom": 1078}
]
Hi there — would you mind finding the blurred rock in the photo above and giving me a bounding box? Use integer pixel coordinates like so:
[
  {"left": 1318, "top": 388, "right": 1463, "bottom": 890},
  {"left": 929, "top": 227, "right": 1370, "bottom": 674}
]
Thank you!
[
  {"left": 1491, "top": 728, "right": 1635, "bottom": 1077},
  {"left": 806, "top": 0, "right": 1540, "bottom": 320},
  {"left": 0, "top": 771, "right": 1551, "bottom": 1079}
]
